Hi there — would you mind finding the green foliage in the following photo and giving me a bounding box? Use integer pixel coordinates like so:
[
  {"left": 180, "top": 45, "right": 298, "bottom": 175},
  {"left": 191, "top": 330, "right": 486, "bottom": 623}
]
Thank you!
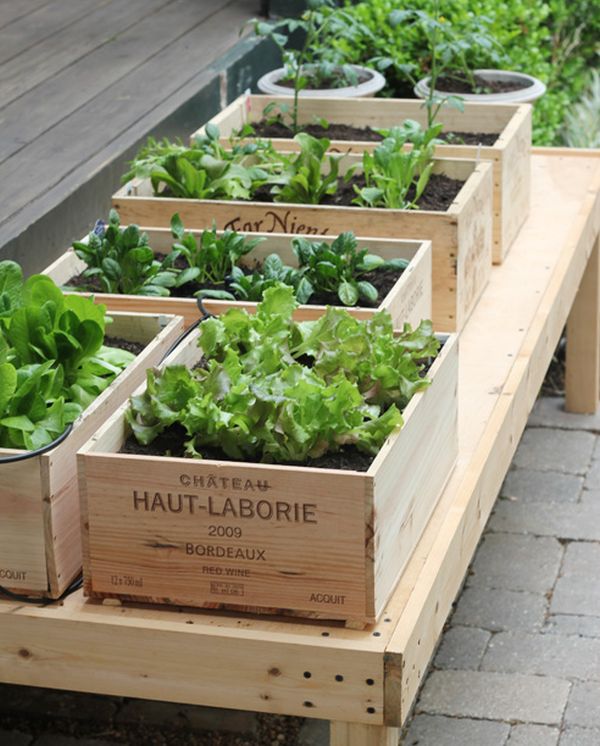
[
  {"left": 226, "top": 254, "right": 302, "bottom": 302},
  {"left": 72, "top": 210, "right": 179, "bottom": 296},
  {"left": 0, "top": 262, "right": 134, "bottom": 450},
  {"left": 127, "top": 285, "right": 438, "bottom": 463},
  {"left": 271, "top": 133, "right": 341, "bottom": 205},
  {"left": 354, "top": 120, "right": 442, "bottom": 210},
  {"left": 292, "top": 232, "right": 409, "bottom": 306},
  {"left": 123, "top": 128, "right": 277, "bottom": 201},
  {"left": 562, "top": 70, "right": 600, "bottom": 148},
  {"left": 170, "top": 214, "right": 264, "bottom": 297},
  {"left": 316, "top": 0, "right": 599, "bottom": 145}
]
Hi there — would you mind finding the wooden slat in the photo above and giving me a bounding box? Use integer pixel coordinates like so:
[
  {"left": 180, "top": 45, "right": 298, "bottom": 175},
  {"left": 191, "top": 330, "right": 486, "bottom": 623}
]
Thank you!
[
  {"left": 330, "top": 722, "right": 399, "bottom": 746},
  {"left": 566, "top": 236, "right": 600, "bottom": 413},
  {"left": 0, "top": 0, "right": 169, "bottom": 106},
  {"left": 0, "top": 0, "right": 54, "bottom": 31}
]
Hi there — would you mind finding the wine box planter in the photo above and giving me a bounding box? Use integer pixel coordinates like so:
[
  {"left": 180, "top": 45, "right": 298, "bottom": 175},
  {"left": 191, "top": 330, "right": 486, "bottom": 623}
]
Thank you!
[
  {"left": 77, "top": 326, "right": 458, "bottom": 625},
  {"left": 44, "top": 230, "right": 432, "bottom": 329},
  {"left": 196, "top": 94, "right": 531, "bottom": 263},
  {"left": 113, "top": 158, "right": 493, "bottom": 333},
  {"left": 0, "top": 311, "right": 185, "bottom": 599}
]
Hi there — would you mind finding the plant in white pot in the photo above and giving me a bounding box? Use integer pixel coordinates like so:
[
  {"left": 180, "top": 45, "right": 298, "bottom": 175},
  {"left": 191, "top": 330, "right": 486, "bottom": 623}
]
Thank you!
[
  {"left": 394, "top": 4, "right": 546, "bottom": 106},
  {"left": 249, "top": 0, "right": 385, "bottom": 131}
]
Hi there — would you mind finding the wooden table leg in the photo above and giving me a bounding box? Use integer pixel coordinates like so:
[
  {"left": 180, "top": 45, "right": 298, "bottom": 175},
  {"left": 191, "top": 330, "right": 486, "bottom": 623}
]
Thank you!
[
  {"left": 566, "top": 237, "right": 600, "bottom": 413},
  {"left": 330, "top": 722, "right": 399, "bottom": 746}
]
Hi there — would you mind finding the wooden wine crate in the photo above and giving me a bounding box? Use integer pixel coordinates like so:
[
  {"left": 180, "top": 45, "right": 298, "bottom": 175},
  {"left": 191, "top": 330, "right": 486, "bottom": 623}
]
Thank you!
[
  {"left": 113, "top": 157, "right": 493, "bottom": 333},
  {"left": 45, "top": 230, "right": 432, "bottom": 330},
  {"left": 197, "top": 94, "right": 531, "bottom": 264},
  {"left": 0, "top": 312, "right": 185, "bottom": 599},
  {"left": 78, "top": 326, "right": 458, "bottom": 625}
]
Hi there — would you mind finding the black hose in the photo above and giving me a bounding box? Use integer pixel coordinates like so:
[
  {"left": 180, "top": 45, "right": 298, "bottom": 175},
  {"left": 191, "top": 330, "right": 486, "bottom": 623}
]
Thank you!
[
  {"left": 0, "top": 574, "right": 83, "bottom": 606},
  {"left": 0, "top": 422, "right": 74, "bottom": 465}
]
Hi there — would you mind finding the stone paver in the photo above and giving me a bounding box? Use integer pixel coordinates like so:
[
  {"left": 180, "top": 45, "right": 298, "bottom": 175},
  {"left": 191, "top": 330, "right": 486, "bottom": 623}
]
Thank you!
[
  {"left": 404, "top": 714, "right": 510, "bottom": 746},
  {"left": 512, "top": 428, "right": 595, "bottom": 475},
  {"left": 468, "top": 533, "right": 563, "bottom": 593},
  {"left": 0, "top": 730, "right": 33, "bottom": 746},
  {"left": 297, "top": 719, "right": 328, "bottom": 746},
  {"left": 551, "top": 542, "right": 600, "bottom": 617},
  {"left": 564, "top": 682, "right": 600, "bottom": 728},
  {"left": 545, "top": 614, "right": 600, "bottom": 638},
  {"left": 529, "top": 397, "right": 600, "bottom": 432},
  {"left": 507, "top": 724, "right": 559, "bottom": 746},
  {"left": 501, "top": 468, "right": 582, "bottom": 503},
  {"left": 559, "top": 726, "right": 600, "bottom": 746},
  {"left": 434, "top": 626, "right": 491, "bottom": 670},
  {"left": 417, "top": 670, "right": 570, "bottom": 725},
  {"left": 584, "top": 459, "right": 600, "bottom": 490},
  {"left": 481, "top": 631, "right": 600, "bottom": 681},
  {"left": 489, "top": 499, "right": 600, "bottom": 541},
  {"left": 453, "top": 587, "right": 547, "bottom": 632}
]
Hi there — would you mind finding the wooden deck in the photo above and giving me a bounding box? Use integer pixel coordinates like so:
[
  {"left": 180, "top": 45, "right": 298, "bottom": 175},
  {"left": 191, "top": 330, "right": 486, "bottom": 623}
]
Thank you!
[{"left": 0, "top": 0, "right": 273, "bottom": 273}]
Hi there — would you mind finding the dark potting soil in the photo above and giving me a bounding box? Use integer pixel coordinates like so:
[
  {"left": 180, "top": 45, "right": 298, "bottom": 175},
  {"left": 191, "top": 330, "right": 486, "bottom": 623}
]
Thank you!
[
  {"left": 319, "top": 172, "right": 464, "bottom": 211},
  {"left": 104, "top": 336, "right": 145, "bottom": 356},
  {"left": 120, "top": 424, "right": 374, "bottom": 472},
  {"left": 251, "top": 119, "right": 384, "bottom": 142},
  {"left": 251, "top": 119, "right": 499, "bottom": 147},
  {"left": 436, "top": 73, "right": 533, "bottom": 94},
  {"left": 66, "top": 271, "right": 102, "bottom": 293}
]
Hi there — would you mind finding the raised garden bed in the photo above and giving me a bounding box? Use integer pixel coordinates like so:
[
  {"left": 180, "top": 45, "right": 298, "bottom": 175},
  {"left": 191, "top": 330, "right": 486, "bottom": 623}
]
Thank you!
[
  {"left": 113, "top": 157, "right": 493, "bottom": 333},
  {"left": 78, "top": 304, "right": 458, "bottom": 625},
  {"left": 0, "top": 311, "right": 185, "bottom": 599},
  {"left": 45, "top": 227, "right": 432, "bottom": 330},
  {"left": 196, "top": 94, "right": 531, "bottom": 263}
]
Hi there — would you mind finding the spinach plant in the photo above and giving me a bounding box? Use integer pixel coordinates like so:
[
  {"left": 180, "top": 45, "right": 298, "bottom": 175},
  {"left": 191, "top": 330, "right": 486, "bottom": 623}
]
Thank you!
[
  {"left": 124, "top": 127, "right": 277, "bottom": 201},
  {"left": 127, "top": 285, "right": 438, "bottom": 463},
  {"left": 72, "top": 210, "right": 180, "bottom": 296},
  {"left": 170, "top": 214, "right": 265, "bottom": 299},
  {"left": 292, "top": 232, "right": 409, "bottom": 306},
  {"left": 0, "top": 262, "right": 135, "bottom": 450},
  {"left": 354, "top": 120, "right": 443, "bottom": 210},
  {"left": 271, "top": 133, "right": 341, "bottom": 205},
  {"left": 226, "top": 254, "right": 304, "bottom": 302}
]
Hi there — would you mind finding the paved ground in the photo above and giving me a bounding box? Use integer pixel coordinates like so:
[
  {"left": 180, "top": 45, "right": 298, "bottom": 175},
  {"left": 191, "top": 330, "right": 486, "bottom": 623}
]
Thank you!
[{"left": 1, "top": 395, "right": 599, "bottom": 745}]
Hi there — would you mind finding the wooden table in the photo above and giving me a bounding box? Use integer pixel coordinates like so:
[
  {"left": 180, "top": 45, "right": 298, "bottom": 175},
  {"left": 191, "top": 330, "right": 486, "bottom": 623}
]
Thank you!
[{"left": 1, "top": 150, "right": 599, "bottom": 746}]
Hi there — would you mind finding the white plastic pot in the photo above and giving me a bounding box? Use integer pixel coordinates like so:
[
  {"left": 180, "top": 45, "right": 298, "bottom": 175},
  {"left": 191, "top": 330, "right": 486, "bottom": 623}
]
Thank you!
[
  {"left": 257, "top": 64, "right": 386, "bottom": 98},
  {"left": 414, "top": 69, "right": 547, "bottom": 104}
]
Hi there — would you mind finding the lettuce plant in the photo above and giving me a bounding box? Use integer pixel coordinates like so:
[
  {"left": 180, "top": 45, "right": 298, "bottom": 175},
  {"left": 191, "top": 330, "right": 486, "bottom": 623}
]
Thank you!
[
  {"left": 72, "top": 210, "right": 180, "bottom": 296},
  {"left": 354, "top": 120, "right": 443, "bottom": 210},
  {"left": 0, "top": 262, "right": 135, "bottom": 450},
  {"left": 127, "top": 285, "right": 438, "bottom": 463},
  {"left": 271, "top": 133, "right": 341, "bottom": 205}
]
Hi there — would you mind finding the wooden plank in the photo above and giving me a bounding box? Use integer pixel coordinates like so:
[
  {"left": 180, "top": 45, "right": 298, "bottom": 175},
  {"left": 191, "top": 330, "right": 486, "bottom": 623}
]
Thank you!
[
  {"left": 0, "top": 0, "right": 106, "bottom": 64},
  {"left": 0, "top": 0, "right": 54, "bottom": 31},
  {"left": 0, "top": 1, "right": 254, "bottom": 230},
  {"left": 383, "top": 153, "right": 600, "bottom": 726},
  {"left": 0, "top": 0, "right": 225, "bottom": 166},
  {"left": 0, "top": 0, "right": 169, "bottom": 106},
  {"left": 330, "top": 722, "right": 399, "bottom": 746},
  {"left": 566, "top": 236, "right": 600, "bottom": 413}
]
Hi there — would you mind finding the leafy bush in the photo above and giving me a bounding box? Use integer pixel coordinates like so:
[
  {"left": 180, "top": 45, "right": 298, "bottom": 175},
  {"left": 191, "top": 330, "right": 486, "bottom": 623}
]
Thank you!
[
  {"left": 0, "top": 262, "right": 135, "bottom": 449},
  {"left": 562, "top": 70, "right": 600, "bottom": 148},
  {"left": 318, "top": 0, "right": 600, "bottom": 145},
  {"left": 127, "top": 285, "right": 438, "bottom": 463}
]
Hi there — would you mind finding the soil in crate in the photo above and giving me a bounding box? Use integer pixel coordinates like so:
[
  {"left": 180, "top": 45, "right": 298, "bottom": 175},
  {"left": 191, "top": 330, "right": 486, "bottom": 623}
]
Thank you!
[
  {"left": 120, "top": 424, "right": 375, "bottom": 472},
  {"left": 105, "top": 336, "right": 145, "bottom": 356},
  {"left": 250, "top": 120, "right": 499, "bottom": 146}
]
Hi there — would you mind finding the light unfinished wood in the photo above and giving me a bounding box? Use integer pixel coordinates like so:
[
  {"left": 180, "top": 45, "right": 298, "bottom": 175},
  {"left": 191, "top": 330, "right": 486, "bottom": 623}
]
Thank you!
[
  {"left": 44, "top": 230, "right": 432, "bottom": 330},
  {"left": 198, "top": 94, "right": 532, "bottom": 263},
  {"left": 78, "top": 329, "right": 458, "bottom": 625},
  {"left": 330, "top": 722, "right": 399, "bottom": 746},
  {"left": 566, "top": 236, "right": 600, "bottom": 413},
  {"left": 0, "top": 152, "right": 598, "bottom": 743},
  {"left": 113, "top": 158, "right": 493, "bottom": 333},
  {"left": 0, "top": 312, "right": 185, "bottom": 598}
]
